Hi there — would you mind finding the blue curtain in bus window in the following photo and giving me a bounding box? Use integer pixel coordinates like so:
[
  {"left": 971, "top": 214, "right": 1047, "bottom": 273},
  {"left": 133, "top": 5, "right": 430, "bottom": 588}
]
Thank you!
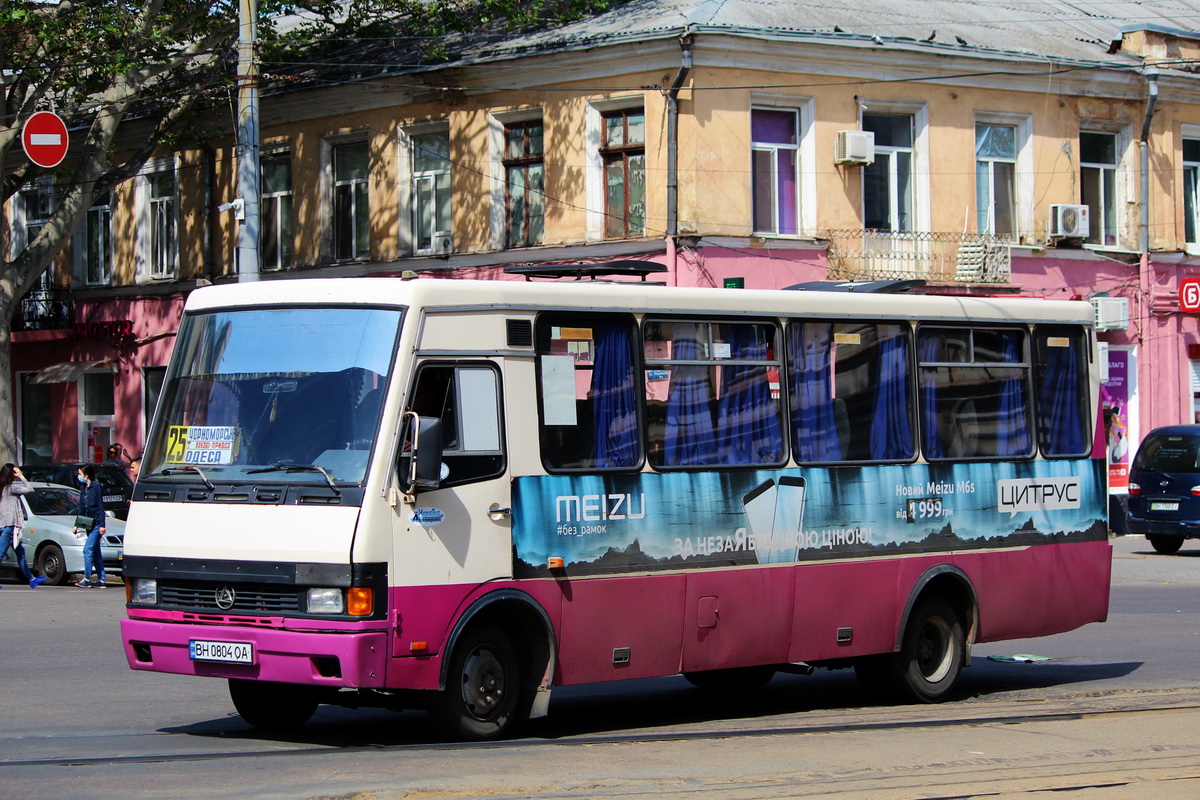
[
  {"left": 869, "top": 329, "right": 914, "bottom": 460},
  {"left": 717, "top": 324, "right": 783, "bottom": 464},
  {"left": 996, "top": 332, "right": 1032, "bottom": 456},
  {"left": 1039, "top": 337, "right": 1085, "bottom": 455},
  {"left": 664, "top": 323, "right": 718, "bottom": 465},
  {"left": 591, "top": 322, "right": 639, "bottom": 467},
  {"left": 918, "top": 333, "right": 944, "bottom": 459},
  {"left": 789, "top": 323, "right": 842, "bottom": 461}
]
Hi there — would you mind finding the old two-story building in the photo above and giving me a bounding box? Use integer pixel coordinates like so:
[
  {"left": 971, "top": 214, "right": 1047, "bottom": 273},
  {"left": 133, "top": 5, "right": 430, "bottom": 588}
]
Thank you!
[{"left": 7, "top": 1, "right": 1200, "bottom": 501}]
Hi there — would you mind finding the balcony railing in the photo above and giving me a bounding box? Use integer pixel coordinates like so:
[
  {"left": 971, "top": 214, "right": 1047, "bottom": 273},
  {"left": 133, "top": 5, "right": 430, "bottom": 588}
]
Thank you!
[
  {"left": 13, "top": 286, "right": 74, "bottom": 332},
  {"left": 825, "top": 230, "right": 1014, "bottom": 284}
]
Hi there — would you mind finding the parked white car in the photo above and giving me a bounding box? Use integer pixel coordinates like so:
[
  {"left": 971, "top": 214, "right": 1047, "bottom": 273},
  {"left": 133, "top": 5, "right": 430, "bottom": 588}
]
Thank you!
[{"left": 0, "top": 482, "right": 124, "bottom": 586}]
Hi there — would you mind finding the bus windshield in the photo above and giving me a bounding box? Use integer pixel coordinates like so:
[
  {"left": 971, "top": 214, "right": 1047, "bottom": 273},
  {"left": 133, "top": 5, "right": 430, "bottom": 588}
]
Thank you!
[{"left": 143, "top": 306, "right": 403, "bottom": 485}]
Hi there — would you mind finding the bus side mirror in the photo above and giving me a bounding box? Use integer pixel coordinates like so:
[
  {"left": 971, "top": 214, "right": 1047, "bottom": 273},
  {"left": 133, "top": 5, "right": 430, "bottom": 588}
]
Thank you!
[{"left": 401, "top": 412, "right": 443, "bottom": 495}]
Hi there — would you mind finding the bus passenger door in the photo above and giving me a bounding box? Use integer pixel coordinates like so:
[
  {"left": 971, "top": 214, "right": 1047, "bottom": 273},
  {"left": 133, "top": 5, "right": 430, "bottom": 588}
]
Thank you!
[{"left": 390, "top": 362, "right": 511, "bottom": 657}]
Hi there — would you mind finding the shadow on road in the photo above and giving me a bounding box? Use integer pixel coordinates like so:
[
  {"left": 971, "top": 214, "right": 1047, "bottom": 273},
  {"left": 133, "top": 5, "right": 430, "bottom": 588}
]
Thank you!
[{"left": 156, "top": 659, "right": 1144, "bottom": 746}]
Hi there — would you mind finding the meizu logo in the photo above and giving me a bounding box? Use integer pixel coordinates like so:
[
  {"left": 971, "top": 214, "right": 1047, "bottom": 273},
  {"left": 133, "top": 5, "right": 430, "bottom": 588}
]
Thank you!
[
  {"left": 556, "top": 493, "right": 647, "bottom": 522},
  {"left": 997, "top": 478, "right": 1081, "bottom": 516}
]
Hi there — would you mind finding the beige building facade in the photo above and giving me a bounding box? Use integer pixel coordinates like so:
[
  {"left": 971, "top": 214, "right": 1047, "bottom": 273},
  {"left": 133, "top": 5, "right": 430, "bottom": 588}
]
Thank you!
[{"left": 9, "top": 2, "right": 1200, "bottom": 506}]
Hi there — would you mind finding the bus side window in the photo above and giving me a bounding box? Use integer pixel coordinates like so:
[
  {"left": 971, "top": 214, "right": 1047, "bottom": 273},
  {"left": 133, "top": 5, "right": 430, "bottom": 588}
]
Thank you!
[
  {"left": 536, "top": 314, "right": 641, "bottom": 471},
  {"left": 1034, "top": 325, "right": 1090, "bottom": 457},
  {"left": 402, "top": 364, "right": 504, "bottom": 488},
  {"left": 918, "top": 326, "right": 1033, "bottom": 461},
  {"left": 789, "top": 321, "right": 915, "bottom": 463}
]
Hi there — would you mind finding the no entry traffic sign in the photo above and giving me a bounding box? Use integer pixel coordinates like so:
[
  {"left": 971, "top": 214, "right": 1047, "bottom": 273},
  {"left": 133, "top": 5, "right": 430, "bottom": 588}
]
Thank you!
[{"left": 21, "top": 111, "right": 69, "bottom": 168}]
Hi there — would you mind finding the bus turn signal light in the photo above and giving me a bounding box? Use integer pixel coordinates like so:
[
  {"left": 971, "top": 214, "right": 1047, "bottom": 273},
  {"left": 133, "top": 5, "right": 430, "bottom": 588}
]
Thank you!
[
  {"left": 347, "top": 587, "right": 373, "bottom": 616},
  {"left": 411, "top": 641, "right": 428, "bottom": 653}
]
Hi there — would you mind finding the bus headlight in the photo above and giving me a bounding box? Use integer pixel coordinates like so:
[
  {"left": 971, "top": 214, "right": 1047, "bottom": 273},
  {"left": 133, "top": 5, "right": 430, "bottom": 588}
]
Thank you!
[
  {"left": 306, "top": 587, "right": 345, "bottom": 614},
  {"left": 130, "top": 578, "right": 158, "bottom": 605}
]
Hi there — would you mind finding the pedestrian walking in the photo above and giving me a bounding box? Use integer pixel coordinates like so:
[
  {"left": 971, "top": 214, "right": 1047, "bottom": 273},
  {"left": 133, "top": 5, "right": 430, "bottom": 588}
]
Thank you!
[
  {"left": 73, "top": 464, "right": 107, "bottom": 588},
  {"left": 0, "top": 463, "right": 47, "bottom": 588}
]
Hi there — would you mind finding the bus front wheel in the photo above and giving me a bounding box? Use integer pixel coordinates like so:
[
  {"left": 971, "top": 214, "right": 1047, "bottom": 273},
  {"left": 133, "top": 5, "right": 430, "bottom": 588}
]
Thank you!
[
  {"left": 855, "top": 596, "right": 964, "bottom": 704},
  {"left": 229, "top": 679, "right": 318, "bottom": 731},
  {"left": 430, "top": 624, "right": 524, "bottom": 741}
]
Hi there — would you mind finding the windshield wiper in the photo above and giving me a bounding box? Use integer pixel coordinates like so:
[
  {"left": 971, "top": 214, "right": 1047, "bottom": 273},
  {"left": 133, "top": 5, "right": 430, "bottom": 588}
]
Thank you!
[
  {"left": 155, "top": 465, "right": 215, "bottom": 491},
  {"left": 247, "top": 463, "right": 341, "bottom": 495}
]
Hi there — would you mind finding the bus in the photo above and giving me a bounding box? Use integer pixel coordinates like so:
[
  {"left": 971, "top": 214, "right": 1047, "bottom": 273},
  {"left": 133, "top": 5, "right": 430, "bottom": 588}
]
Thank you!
[{"left": 120, "top": 273, "right": 1111, "bottom": 740}]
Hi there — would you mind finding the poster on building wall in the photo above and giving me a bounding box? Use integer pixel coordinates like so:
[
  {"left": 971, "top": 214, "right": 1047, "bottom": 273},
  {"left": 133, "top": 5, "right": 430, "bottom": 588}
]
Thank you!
[{"left": 1102, "top": 348, "right": 1134, "bottom": 491}]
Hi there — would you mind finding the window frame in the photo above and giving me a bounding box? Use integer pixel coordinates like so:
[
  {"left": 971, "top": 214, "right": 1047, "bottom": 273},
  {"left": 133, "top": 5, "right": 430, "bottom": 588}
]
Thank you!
[
  {"left": 330, "top": 139, "right": 370, "bottom": 261},
  {"left": 535, "top": 312, "right": 644, "bottom": 473},
  {"left": 404, "top": 361, "right": 506, "bottom": 488},
  {"left": 260, "top": 149, "right": 293, "bottom": 271},
  {"left": 1079, "top": 127, "right": 1128, "bottom": 248},
  {"left": 643, "top": 316, "right": 787, "bottom": 471},
  {"left": 862, "top": 112, "right": 915, "bottom": 233},
  {"left": 409, "top": 128, "right": 452, "bottom": 255},
  {"left": 750, "top": 106, "right": 802, "bottom": 236},
  {"left": 135, "top": 157, "right": 179, "bottom": 282},
  {"left": 79, "top": 191, "right": 114, "bottom": 286},
  {"left": 600, "top": 108, "right": 646, "bottom": 239},
  {"left": 975, "top": 122, "right": 1016, "bottom": 236},
  {"left": 501, "top": 118, "right": 545, "bottom": 248},
  {"left": 917, "top": 324, "right": 1034, "bottom": 462},
  {"left": 1182, "top": 125, "right": 1200, "bottom": 252},
  {"left": 786, "top": 319, "right": 917, "bottom": 465}
]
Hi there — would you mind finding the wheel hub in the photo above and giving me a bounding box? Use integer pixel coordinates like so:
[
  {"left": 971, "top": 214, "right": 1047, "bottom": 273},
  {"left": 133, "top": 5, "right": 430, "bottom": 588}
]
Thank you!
[{"left": 460, "top": 646, "right": 506, "bottom": 719}]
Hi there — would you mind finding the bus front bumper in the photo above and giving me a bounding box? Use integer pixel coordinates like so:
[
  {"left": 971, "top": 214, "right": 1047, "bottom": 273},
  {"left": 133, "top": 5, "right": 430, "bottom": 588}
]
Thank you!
[{"left": 120, "top": 617, "right": 389, "bottom": 689}]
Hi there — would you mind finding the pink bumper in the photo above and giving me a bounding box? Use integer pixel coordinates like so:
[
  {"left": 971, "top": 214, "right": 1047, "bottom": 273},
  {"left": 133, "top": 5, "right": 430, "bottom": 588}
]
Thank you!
[{"left": 121, "top": 617, "right": 389, "bottom": 689}]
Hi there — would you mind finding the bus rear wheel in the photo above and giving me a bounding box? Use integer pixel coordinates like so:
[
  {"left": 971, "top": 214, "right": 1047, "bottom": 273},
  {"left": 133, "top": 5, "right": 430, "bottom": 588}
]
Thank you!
[
  {"left": 429, "top": 624, "right": 524, "bottom": 741},
  {"left": 855, "top": 596, "right": 964, "bottom": 704},
  {"left": 228, "top": 679, "right": 318, "bottom": 732},
  {"left": 1148, "top": 534, "right": 1184, "bottom": 555}
]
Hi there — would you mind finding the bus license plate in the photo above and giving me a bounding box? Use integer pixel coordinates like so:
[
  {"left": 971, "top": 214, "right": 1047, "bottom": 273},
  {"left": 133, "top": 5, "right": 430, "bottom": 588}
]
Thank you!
[
  {"left": 1150, "top": 501, "right": 1180, "bottom": 512},
  {"left": 189, "top": 640, "right": 253, "bottom": 664}
]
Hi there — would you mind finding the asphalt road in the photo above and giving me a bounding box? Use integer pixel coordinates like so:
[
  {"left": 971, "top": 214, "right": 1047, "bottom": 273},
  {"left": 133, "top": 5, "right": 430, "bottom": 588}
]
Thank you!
[{"left": 1, "top": 534, "right": 1198, "bottom": 799}]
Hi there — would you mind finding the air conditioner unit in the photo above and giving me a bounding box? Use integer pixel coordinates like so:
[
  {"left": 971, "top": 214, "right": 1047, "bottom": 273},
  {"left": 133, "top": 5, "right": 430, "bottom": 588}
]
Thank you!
[
  {"left": 834, "top": 130, "right": 875, "bottom": 165},
  {"left": 1091, "top": 296, "right": 1129, "bottom": 331},
  {"left": 431, "top": 230, "right": 452, "bottom": 259},
  {"left": 1049, "top": 204, "right": 1090, "bottom": 238}
]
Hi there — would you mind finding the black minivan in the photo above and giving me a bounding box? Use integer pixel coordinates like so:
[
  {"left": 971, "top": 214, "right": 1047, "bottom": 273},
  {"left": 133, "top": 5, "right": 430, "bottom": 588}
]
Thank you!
[{"left": 1126, "top": 425, "right": 1200, "bottom": 554}]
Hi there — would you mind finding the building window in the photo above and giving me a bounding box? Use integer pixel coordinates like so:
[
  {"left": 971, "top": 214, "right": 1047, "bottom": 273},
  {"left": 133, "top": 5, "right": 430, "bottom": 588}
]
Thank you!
[
  {"left": 147, "top": 168, "right": 177, "bottom": 278},
  {"left": 863, "top": 113, "right": 914, "bottom": 232},
  {"left": 752, "top": 108, "right": 800, "bottom": 235},
  {"left": 19, "top": 373, "right": 53, "bottom": 464},
  {"left": 261, "top": 151, "right": 293, "bottom": 271},
  {"left": 82, "top": 192, "right": 113, "bottom": 285},
  {"left": 333, "top": 141, "right": 369, "bottom": 260},
  {"left": 1080, "top": 131, "right": 1118, "bottom": 246},
  {"left": 503, "top": 120, "right": 545, "bottom": 247},
  {"left": 15, "top": 176, "right": 53, "bottom": 255},
  {"left": 601, "top": 110, "right": 645, "bottom": 238},
  {"left": 976, "top": 123, "right": 1016, "bottom": 236},
  {"left": 14, "top": 177, "right": 55, "bottom": 294},
  {"left": 1184, "top": 138, "right": 1200, "bottom": 245},
  {"left": 143, "top": 366, "right": 166, "bottom": 440},
  {"left": 412, "top": 131, "right": 451, "bottom": 254}
]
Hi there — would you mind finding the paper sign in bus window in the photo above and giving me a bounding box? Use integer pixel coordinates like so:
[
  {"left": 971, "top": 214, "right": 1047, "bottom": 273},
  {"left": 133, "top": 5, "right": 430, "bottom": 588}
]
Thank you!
[{"left": 166, "top": 425, "right": 240, "bottom": 465}]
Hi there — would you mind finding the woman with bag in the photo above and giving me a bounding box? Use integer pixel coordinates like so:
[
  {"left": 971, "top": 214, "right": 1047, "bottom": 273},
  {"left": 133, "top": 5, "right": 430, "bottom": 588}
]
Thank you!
[
  {"left": 0, "top": 463, "right": 47, "bottom": 588},
  {"left": 73, "top": 464, "right": 107, "bottom": 588}
]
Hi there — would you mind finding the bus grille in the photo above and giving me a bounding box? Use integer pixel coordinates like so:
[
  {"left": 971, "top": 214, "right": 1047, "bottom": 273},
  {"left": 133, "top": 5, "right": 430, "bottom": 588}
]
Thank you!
[{"left": 159, "top": 582, "right": 301, "bottom": 614}]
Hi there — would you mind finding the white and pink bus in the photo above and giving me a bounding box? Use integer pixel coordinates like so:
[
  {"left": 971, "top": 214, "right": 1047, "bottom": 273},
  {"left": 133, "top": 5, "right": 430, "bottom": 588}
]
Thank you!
[{"left": 120, "top": 271, "right": 1110, "bottom": 740}]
